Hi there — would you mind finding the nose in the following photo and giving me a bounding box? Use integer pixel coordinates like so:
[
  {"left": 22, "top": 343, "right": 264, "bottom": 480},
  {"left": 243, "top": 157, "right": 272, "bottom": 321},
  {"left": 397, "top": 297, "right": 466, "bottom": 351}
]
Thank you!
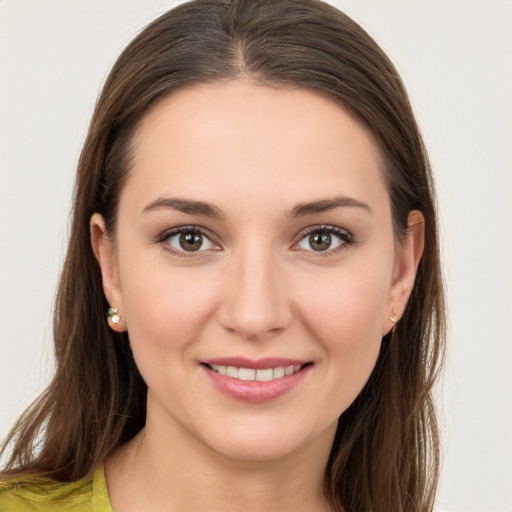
[{"left": 217, "top": 246, "right": 293, "bottom": 342}]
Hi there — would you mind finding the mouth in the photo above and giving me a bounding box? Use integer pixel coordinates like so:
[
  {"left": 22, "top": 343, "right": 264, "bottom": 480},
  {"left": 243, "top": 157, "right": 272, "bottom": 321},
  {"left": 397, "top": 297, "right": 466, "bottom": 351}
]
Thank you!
[
  {"left": 200, "top": 359, "right": 313, "bottom": 403},
  {"left": 202, "top": 363, "right": 309, "bottom": 382}
]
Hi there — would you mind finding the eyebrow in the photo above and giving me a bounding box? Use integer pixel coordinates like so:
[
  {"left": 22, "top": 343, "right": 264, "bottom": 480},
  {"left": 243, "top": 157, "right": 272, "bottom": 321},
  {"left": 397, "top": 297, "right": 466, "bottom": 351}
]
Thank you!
[
  {"left": 288, "top": 195, "right": 372, "bottom": 218},
  {"left": 142, "top": 194, "right": 371, "bottom": 220},
  {"left": 142, "top": 197, "right": 225, "bottom": 220}
]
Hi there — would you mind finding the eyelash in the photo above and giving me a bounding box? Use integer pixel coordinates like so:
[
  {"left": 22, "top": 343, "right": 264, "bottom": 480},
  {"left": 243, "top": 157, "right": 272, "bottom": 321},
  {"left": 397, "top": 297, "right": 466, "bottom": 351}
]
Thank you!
[
  {"left": 155, "top": 225, "right": 219, "bottom": 258},
  {"left": 154, "top": 224, "right": 355, "bottom": 258},
  {"left": 294, "top": 225, "right": 355, "bottom": 256}
]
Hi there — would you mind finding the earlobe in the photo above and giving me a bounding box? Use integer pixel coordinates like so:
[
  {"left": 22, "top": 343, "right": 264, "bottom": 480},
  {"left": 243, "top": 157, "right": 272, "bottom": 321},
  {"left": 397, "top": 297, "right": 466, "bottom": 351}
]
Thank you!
[
  {"left": 90, "top": 213, "right": 126, "bottom": 331},
  {"left": 383, "top": 210, "right": 425, "bottom": 335}
]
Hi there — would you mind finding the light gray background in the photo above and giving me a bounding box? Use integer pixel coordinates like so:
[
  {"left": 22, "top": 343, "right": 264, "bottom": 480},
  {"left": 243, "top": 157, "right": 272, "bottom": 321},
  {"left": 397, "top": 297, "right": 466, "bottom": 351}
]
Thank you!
[{"left": 1, "top": 1, "right": 511, "bottom": 511}]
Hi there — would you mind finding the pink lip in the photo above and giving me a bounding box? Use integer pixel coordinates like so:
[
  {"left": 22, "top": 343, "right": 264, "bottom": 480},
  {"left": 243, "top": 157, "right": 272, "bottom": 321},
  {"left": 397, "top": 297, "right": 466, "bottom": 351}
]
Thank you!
[
  {"left": 200, "top": 359, "right": 312, "bottom": 404},
  {"left": 203, "top": 357, "right": 308, "bottom": 369}
]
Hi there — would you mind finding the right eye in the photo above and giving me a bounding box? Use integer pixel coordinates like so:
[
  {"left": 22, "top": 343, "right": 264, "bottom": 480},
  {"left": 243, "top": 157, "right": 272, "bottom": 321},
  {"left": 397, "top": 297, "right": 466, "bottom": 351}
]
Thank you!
[{"left": 162, "top": 227, "right": 216, "bottom": 254}]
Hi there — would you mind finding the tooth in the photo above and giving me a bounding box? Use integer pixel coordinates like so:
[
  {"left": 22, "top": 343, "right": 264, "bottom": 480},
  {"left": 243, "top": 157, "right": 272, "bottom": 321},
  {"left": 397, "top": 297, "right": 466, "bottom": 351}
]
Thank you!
[
  {"left": 214, "top": 364, "right": 301, "bottom": 379},
  {"left": 256, "top": 368, "right": 273, "bottom": 381},
  {"left": 239, "top": 368, "right": 256, "bottom": 380},
  {"left": 226, "top": 366, "right": 239, "bottom": 378},
  {"left": 273, "top": 367, "right": 285, "bottom": 378}
]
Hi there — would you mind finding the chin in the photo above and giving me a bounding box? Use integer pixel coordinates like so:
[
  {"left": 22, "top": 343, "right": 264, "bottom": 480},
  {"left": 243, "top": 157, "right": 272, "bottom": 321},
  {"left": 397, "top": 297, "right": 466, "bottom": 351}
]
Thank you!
[
  {"left": 213, "top": 437, "right": 304, "bottom": 462},
  {"left": 200, "top": 418, "right": 336, "bottom": 463}
]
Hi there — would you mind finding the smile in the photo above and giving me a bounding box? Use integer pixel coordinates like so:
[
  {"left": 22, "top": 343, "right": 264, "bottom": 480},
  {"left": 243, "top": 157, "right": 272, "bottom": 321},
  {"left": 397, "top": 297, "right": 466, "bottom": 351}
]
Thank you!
[
  {"left": 205, "top": 364, "right": 303, "bottom": 381},
  {"left": 201, "top": 359, "right": 312, "bottom": 402}
]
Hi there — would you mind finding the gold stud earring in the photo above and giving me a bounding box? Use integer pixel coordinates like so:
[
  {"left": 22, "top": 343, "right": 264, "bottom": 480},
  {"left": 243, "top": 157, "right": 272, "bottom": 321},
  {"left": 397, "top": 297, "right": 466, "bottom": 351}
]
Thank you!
[
  {"left": 107, "top": 307, "right": 121, "bottom": 325},
  {"left": 388, "top": 309, "right": 399, "bottom": 334},
  {"left": 388, "top": 309, "right": 398, "bottom": 324}
]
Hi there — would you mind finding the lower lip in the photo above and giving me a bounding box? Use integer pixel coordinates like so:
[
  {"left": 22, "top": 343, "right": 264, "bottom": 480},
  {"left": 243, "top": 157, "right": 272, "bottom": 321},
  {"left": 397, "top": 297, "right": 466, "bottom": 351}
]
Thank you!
[{"left": 201, "top": 364, "right": 311, "bottom": 403}]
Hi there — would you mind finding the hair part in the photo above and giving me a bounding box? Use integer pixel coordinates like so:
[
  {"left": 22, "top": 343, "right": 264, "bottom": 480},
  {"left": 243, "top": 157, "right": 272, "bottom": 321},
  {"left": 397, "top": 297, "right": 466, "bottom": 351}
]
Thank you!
[{"left": 1, "top": 1, "right": 445, "bottom": 511}]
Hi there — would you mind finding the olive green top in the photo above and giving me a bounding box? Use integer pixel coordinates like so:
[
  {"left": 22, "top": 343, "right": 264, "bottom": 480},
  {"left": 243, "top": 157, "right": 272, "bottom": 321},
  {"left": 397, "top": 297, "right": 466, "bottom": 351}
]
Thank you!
[{"left": 0, "top": 466, "right": 112, "bottom": 511}]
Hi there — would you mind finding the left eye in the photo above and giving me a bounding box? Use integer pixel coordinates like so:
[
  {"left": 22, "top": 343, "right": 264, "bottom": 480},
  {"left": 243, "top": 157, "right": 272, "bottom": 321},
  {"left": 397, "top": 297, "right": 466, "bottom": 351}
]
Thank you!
[
  {"left": 297, "top": 229, "right": 346, "bottom": 252},
  {"left": 165, "top": 230, "right": 215, "bottom": 252}
]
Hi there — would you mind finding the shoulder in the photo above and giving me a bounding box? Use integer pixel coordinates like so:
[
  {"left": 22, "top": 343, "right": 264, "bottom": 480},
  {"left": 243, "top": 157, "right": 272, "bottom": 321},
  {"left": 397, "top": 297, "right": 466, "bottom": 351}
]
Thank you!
[{"left": 0, "top": 466, "right": 111, "bottom": 512}]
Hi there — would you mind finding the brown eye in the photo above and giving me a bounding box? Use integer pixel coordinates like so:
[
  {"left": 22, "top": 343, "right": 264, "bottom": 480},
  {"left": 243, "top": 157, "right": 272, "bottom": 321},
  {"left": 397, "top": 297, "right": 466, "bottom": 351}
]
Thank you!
[
  {"left": 309, "top": 232, "right": 332, "bottom": 251},
  {"left": 179, "top": 232, "right": 203, "bottom": 251},
  {"left": 297, "top": 227, "right": 348, "bottom": 253},
  {"left": 164, "top": 228, "right": 215, "bottom": 253}
]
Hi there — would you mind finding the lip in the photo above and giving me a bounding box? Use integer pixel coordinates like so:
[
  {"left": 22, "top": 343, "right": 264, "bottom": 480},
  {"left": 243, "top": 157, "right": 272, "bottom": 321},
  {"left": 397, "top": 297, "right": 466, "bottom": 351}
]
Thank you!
[
  {"left": 203, "top": 357, "right": 309, "bottom": 369},
  {"left": 200, "top": 358, "right": 312, "bottom": 404}
]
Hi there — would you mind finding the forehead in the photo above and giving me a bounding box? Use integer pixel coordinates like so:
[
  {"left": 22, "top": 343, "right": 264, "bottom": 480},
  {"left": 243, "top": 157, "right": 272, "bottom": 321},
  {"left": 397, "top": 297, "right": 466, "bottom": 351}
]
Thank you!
[{"left": 124, "top": 80, "right": 388, "bottom": 214}]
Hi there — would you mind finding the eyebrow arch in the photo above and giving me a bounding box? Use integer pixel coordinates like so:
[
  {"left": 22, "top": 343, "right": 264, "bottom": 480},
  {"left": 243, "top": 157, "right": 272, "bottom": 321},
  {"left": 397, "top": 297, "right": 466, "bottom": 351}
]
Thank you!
[
  {"left": 142, "top": 197, "right": 225, "bottom": 220},
  {"left": 288, "top": 195, "right": 372, "bottom": 218}
]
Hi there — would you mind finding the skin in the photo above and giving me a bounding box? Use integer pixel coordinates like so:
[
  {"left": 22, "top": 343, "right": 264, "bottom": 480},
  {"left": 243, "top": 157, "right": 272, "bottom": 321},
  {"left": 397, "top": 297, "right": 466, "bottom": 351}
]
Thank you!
[{"left": 91, "top": 80, "right": 424, "bottom": 512}]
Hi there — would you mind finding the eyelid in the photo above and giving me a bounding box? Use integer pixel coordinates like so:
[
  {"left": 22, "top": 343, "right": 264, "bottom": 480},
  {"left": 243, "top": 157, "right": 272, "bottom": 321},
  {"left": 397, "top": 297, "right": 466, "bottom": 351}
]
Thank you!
[
  {"left": 154, "top": 223, "right": 354, "bottom": 257},
  {"left": 293, "top": 224, "right": 355, "bottom": 254},
  {"left": 155, "top": 225, "right": 221, "bottom": 256}
]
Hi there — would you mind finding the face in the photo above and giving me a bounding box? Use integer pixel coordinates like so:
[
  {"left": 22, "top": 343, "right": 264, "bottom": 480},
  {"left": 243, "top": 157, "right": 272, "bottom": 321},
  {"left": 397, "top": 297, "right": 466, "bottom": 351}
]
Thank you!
[{"left": 92, "top": 81, "right": 422, "bottom": 462}]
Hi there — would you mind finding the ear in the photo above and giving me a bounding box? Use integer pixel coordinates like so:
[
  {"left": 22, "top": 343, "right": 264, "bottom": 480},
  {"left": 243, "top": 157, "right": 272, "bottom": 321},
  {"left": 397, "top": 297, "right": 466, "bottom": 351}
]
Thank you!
[
  {"left": 383, "top": 210, "right": 425, "bottom": 335},
  {"left": 90, "top": 213, "right": 126, "bottom": 331}
]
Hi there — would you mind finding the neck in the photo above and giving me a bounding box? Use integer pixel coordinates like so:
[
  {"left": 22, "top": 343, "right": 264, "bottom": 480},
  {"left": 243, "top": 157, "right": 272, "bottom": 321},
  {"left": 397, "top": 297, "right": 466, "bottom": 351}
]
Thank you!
[{"left": 106, "top": 407, "right": 336, "bottom": 512}]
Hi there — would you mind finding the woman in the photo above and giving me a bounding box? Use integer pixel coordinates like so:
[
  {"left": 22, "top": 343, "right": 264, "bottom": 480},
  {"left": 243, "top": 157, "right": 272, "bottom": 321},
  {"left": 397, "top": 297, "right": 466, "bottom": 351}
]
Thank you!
[{"left": 0, "top": 0, "right": 445, "bottom": 511}]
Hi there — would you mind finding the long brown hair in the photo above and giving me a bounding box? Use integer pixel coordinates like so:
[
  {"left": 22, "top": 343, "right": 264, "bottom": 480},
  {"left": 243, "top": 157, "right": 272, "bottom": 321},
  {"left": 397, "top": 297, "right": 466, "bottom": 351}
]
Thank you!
[{"left": 1, "top": 1, "right": 445, "bottom": 510}]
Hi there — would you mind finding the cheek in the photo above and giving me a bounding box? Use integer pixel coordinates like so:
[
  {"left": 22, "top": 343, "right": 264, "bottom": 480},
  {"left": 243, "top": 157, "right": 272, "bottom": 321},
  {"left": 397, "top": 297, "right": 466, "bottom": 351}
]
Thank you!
[
  {"left": 118, "top": 260, "right": 224, "bottom": 403},
  {"left": 118, "top": 255, "right": 220, "bottom": 355},
  {"left": 298, "top": 264, "right": 390, "bottom": 343},
  {"left": 294, "top": 262, "right": 392, "bottom": 405}
]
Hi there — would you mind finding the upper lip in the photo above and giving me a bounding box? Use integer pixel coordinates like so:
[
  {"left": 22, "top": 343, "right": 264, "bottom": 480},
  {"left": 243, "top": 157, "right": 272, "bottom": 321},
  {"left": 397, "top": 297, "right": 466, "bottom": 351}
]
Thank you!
[{"left": 202, "top": 357, "right": 310, "bottom": 369}]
